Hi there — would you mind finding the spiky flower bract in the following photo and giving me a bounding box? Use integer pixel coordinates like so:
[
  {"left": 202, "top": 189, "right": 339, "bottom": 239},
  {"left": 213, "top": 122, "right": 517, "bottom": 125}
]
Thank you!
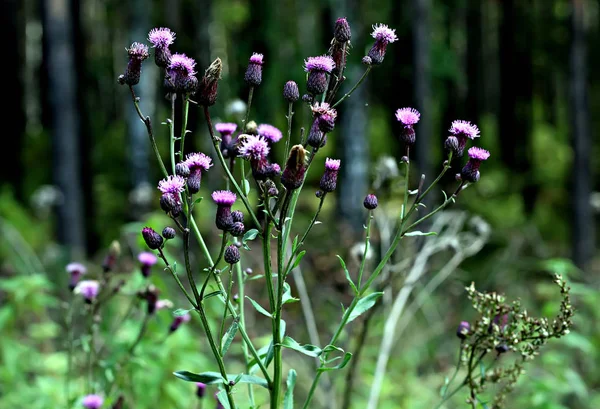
[{"left": 257, "top": 124, "right": 283, "bottom": 143}]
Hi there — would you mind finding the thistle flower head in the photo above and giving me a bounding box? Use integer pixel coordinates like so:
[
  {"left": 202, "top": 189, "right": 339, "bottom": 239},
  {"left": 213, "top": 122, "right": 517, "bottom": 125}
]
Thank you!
[
  {"left": 211, "top": 190, "right": 237, "bottom": 206},
  {"left": 283, "top": 81, "right": 300, "bottom": 102},
  {"left": 82, "top": 394, "right": 104, "bottom": 409},
  {"left": 257, "top": 124, "right": 283, "bottom": 143},
  {"left": 66, "top": 262, "right": 87, "bottom": 275},
  {"left": 395, "top": 107, "right": 420, "bottom": 126},
  {"left": 148, "top": 27, "right": 176, "bottom": 48},
  {"left": 74, "top": 280, "right": 100, "bottom": 301},
  {"left": 184, "top": 152, "right": 213, "bottom": 171},
  {"left": 304, "top": 55, "right": 336, "bottom": 73},
  {"left": 138, "top": 252, "right": 158, "bottom": 266},
  {"left": 168, "top": 53, "right": 197, "bottom": 76},
  {"left": 449, "top": 120, "right": 480, "bottom": 140},
  {"left": 128, "top": 42, "right": 149, "bottom": 60},
  {"left": 363, "top": 194, "right": 378, "bottom": 210},
  {"left": 249, "top": 53, "right": 264, "bottom": 65},
  {"left": 325, "top": 157, "right": 341, "bottom": 171},
  {"left": 311, "top": 102, "right": 337, "bottom": 119},
  {"left": 215, "top": 123, "right": 238, "bottom": 136},
  {"left": 238, "top": 134, "right": 270, "bottom": 160},
  {"left": 334, "top": 18, "right": 352, "bottom": 42},
  {"left": 468, "top": 146, "right": 490, "bottom": 161},
  {"left": 157, "top": 175, "right": 186, "bottom": 194},
  {"left": 371, "top": 24, "right": 398, "bottom": 43}
]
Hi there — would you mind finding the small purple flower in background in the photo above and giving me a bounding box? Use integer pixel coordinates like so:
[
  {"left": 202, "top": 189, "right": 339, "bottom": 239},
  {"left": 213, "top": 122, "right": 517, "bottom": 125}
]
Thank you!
[
  {"left": 211, "top": 190, "right": 237, "bottom": 231},
  {"left": 304, "top": 55, "right": 336, "bottom": 95},
  {"left": 198, "top": 58, "right": 223, "bottom": 106},
  {"left": 215, "top": 123, "right": 238, "bottom": 136},
  {"left": 66, "top": 262, "right": 87, "bottom": 291},
  {"left": 158, "top": 175, "right": 185, "bottom": 216},
  {"left": 82, "top": 394, "right": 104, "bottom": 409},
  {"left": 138, "top": 252, "right": 158, "bottom": 278},
  {"left": 183, "top": 152, "right": 213, "bottom": 193},
  {"left": 257, "top": 124, "right": 283, "bottom": 144},
  {"left": 224, "top": 245, "right": 241, "bottom": 264},
  {"left": 283, "top": 81, "right": 299, "bottom": 102},
  {"left": 166, "top": 53, "right": 198, "bottom": 94},
  {"left": 244, "top": 53, "right": 264, "bottom": 87},
  {"left": 140, "top": 285, "right": 160, "bottom": 314},
  {"left": 238, "top": 134, "right": 276, "bottom": 180},
  {"left": 281, "top": 145, "right": 307, "bottom": 191},
  {"left": 148, "top": 27, "right": 176, "bottom": 68},
  {"left": 142, "top": 227, "right": 164, "bottom": 250},
  {"left": 395, "top": 107, "right": 420, "bottom": 146},
  {"left": 366, "top": 24, "right": 397, "bottom": 65},
  {"left": 460, "top": 147, "right": 490, "bottom": 183},
  {"left": 456, "top": 321, "right": 471, "bottom": 339},
  {"left": 319, "top": 158, "right": 341, "bottom": 193},
  {"left": 102, "top": 241, "right": 121, "bottom": 273},
  {"left": 155, "top": 299, "right": 173, "bottom": 311},
  {"left": 216, "top": 123, "right": 238, "bottom": 159},
  {"left": 169, "top": 312, "right": 191, "bottom": 332},
  {"left": 448, "top": 120, "right": 480, "bottom": 157},
  {"left": 119, "top": 42, "right": 149, "bottom": 86},
  {"left": 74, "top": 280, "right": 100, "bottom": 304},
  {"left": 363, "top": 194, "right": 378, "bottom": 210},
  {"left": 196, "top": 382, "right": 207, "bottom": 399}
]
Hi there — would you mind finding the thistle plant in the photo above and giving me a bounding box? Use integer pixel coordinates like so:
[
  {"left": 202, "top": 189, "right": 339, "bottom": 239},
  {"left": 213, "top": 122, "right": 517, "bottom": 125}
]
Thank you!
[{"left": 114, "top": 17, "right": 571, "bottom": 409}]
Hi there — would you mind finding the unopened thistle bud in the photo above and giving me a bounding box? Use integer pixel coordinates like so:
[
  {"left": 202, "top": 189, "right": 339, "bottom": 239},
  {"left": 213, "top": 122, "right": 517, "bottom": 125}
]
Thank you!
[
  {"left": 138, "top": 252, "right": 158, "bottom": 278},
  {"left": 456, "top": 321, "right": 470, "bottom": 339},
  {"left": 461, "top": 147, "right": 490, "bottom": 183},
  {"left": 175, "top": 162, "right": 190, "bottom": 178},
  {"left": 363, "top": 194, "right": 378, "bottom": 210},
  {"left": 120, "top": 42, "right": 149, "bottom": 86},
  {"left": 304, "top": 55, "right": 336, "bottom": 95},
  {"left": 148, "top": 27, "right": 176, "bottom": 68},
  {"left": 66, "top": 262, "right": 87, "bottom": 291},
  {"left": 162, "top": 226, "right": 176, "bottom": 239},
  {"left": 197, "top": 58, "right": 222, "bottom": 106},
  {"left": 229, "top": 221, "right": 245, "bottom": 237},
  {"left": 444, "top": 136, "right": 459, "bottom": 154},
  {"left": 211, "top": 190, "right": 237, "bottom": 231},
  {"left": 448, "top": 120, "right": 480, "bottom": 157},
  {"left": 334, "top": 17, "right": 352, "bottom": 42},
  {"left": 244, "top": 53, "right": 264, "bottom": 86},
  {"left": 196, "top": 382, "right": 207, "bottom": 399},
  {"left": 319, "top": 158, "right": 341, "bottom": 192},
  {"left": 367, "top": 24, "right": 398, "bottom": 65},
  {"left": 142, "top": 227, "right": 164, "bottom": 250},
  {"left": 264, "top": 180, "right": 279, "bottom": 196},
  {"left": 395, "top": 107, "right": 420, "bottom": 145},
  {"left": 231, "top": 210, "right": 244, "bottom": 223},
  {"left": 169, "top": 313, "right": 191, "bottom": 332},
  {"left": 102, "top": 240, "right": 121, "bottom": 273},
  {"left": 224, "top": 245, "right": 241, "bottom": 264},
  {"left": 283, "top": 81, "right": 300, "bottom": 102},
  {"left": 281, "top": 145, "right": 307, "bottom": 190}
]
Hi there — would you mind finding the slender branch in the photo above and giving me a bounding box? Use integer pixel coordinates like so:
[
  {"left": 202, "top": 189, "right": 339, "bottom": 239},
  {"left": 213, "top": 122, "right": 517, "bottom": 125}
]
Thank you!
[
  {"left": 169, "top": 94, "right": 177, "bottom": 175},
  {"left": 331, "top": 66, "right": 372, "bottom": 108},
  {"left": 284, "top": 102, "right": 294, "bottom": 157},
  {"left": 218, "top": 265, "right": 235, "bottom": 349},
  {"left": 357, "top": 212, "right": 374, "bottom": 289},
  {"left": 157, "top": 247, "right": 197, "bottom": 308},
  {"left": 180, "top": 96, "right": 190, "bottom": 158},
  {"left": 243, "top": 87, "right": 255, "bottom": 131}
]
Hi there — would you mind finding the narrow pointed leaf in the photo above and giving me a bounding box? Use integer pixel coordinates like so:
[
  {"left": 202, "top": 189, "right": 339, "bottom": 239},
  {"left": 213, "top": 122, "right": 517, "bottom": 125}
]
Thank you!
[
  {"left": 216, "top": 390, "right": 231, "bottom": 409},
  {"left": 220, "top": 318, "right": 240, "bottom": 355},
  {"left": 246, "top": 296, "right": 272, "bottom": 318},
  {"left": 282, "top": 336, "right": 322, "bottom": 357},
  {"left": 404, "top": 231, "right": 437, "bottom": 237},
  {"left": 283, "top": 369, "right": 297, "bottom": 409},
  {"left": 337, "top": 255, "right": 358, "bottom": 295},
  {"left": 347, "top": 292, "right": 384, "bottom": 323}
]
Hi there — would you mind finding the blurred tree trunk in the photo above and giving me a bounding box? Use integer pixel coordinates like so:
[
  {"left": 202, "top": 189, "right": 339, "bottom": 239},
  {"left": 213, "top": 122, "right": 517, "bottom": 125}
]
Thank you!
[
  {"left": 42, "top": 0, "right": 86, "bottom": 256},
  {"left": 499, "top": 0, "right": 536, "bottom": 214},
  {"left": 570, "top": 0, "right": 594, "bottom": 267},
  {"left": 2, "top": 0, "right": 25, "bottom": 200},
  {"left": 466, "top": 0, "right": 482, "bottom": 124}
]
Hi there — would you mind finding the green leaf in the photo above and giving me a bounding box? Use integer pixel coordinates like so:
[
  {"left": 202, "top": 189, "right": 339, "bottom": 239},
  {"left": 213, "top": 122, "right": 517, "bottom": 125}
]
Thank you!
[
  {"left": 291, "top": 250, "right": 306, "bottom": 271},
  {"left": 283, "top": 369, "right": 297, "bottom": 409},
  {"left": 221, "top": 318, "right": 240, "bottom": 355},
  {"left": 282, "top": 336, "right": 322, "bottom": 357},
  {"left": 282, "top": 283, "right": 300, "bottom": 304},
  {"left": 337, "top": 255, "right": 358, "bottom": 295},
  {"left": 204, "top": 291, "right": 222, "bottom": 300},
  {"left": 347, "top": 292, "right": 384, "bottom": 323},
  {"left": 318, "top": 352, "right": 352, "bottom": 372},
  {"left": 216, "top": 390, "right": 231, "bottom": 409},
  {"left": 246, "top": 296, "right": 272, "bottom": 318},
  {"left": 404, "top": 231, "right": 438, "bottom": 237},
  {"left": 242, "top": 228, "right": 259, "bottom": 250},
  {"left": 291, "top": 235, "right": 299, "bottom": 253},
  {"left": 194, "top": 197, "right": 203, "bottom": 204},
  {"left": 173, "top": 308, "right": 193, "bottom": 317},
  {"left": 243, "top": 179, "right": 251, "bottom": 196},
  {"left": 173, "top": 371, "right": 268, "bottom": 389}
]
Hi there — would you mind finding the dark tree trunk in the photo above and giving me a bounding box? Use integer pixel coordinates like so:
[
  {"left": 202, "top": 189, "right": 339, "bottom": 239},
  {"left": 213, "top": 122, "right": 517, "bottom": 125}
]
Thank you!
[
  {"left": 42, "top": 0, "right": 86, "bottom": 256},
  {"left": 570, "top": 0, "right": 594, "bottom": 267},
  {"left": 1, "top": 0, "right": 25, "bottom": 199},
  {"left": 466, "top": 0, "right": 482, "bottom": 124},
  {"left": 499, "top": 0, "right": 536, "bottom": 214}
]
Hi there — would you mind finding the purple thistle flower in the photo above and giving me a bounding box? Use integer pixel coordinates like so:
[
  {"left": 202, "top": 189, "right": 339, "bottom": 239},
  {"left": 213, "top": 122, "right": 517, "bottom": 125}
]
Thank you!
[
  {"left": 67, "top": 262, "right": 87, "bottom": 290},
  {"left": 168, "top": 53, "right": 197, "bottom": 76},
  {"left": 249, "top": 53, "right": 264, "bottom": 65},
  {"left": 169, "top": 312, "right": 191, "bottom": 332},
  {"left": 74, "top": 280, "right": 100, "bottom": 303},
  {"left": 447, "top": 120, "right": 480, "bottom": 157},
  {"left": 165, "top": 53, "right": 198, "bottom": 94},
  {"left": 304, "top": 55, "right": 336, "bottom": 95},
  {"left": 142, "top": 227, "right": 164, "bottom": 250},
  {"left": 457, "top": 321, "right": 471, "bottom": 339},
  {"left": 238, "top": 135, "right": 270, "bottom": 161},
  {"left": 257, "top": 124, "right": 283, "bottom": 143},
  {"left": 245, "top": 53, "right": 264, "bottom": 86},
  {"left": 363, "top": 194, "right": 378, "bottom": 210},
  {"left": 215, "top": 123, "right": 238, "bottom": 136},
  {"left": 319, "top": 158, "right": 341, "bottom": 192},
  {"left": 148, "top": 27, "right": 176, "bottom": 49},
  {"left": 307, "top": 103, "right": 337, "bottom": 147},
  {"left": 283, "top": 81, "right": 300, "bottom": 102},
  {"left": 82, "top": 394, "right": 104, "bottom": 409},
  {"left": 119, "top": 42, "right": 149, "bottom": 86},
  {"left": 367, "top": 24, "right": 397, "bottom": 65},
  {"left": 158, "top": 175, "right": 186, "bottom": 194},
  {"left": 395, "top": 107, "right": 420, "bottom": 145},
  {"left": 460, "top": 147, "right": 490, "bottom": 183},
  {"left": 138, "top": 252, "right": 158, "bottom": 278},
  {"left": 155, "top": 299, "right": 174, "bottom": 310},
  {"left": 184, "top": 152, "right": 213, "bottom": 194},
  {"left": 212, "top": 190, "right": 237, "bottom": 230}
]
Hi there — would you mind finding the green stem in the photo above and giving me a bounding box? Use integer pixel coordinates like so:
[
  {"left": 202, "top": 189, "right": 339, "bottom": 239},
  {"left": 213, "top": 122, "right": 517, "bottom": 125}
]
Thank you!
[
  {"left": 402, "top": 153, "right": 410, "bottom": 218},
  {"left": 218, "top": 265, "right": 235, "bottom": 349},
  {"left": 169, "top": 95, "right": 177, "bottom": 175},
  {"left": 243, "top": 87, "right": 254, "bottom": 131},
  {"left": 127, "top": 312, "right": 150, "bottom": 355},
  {"left": 357, "top": 212, "right": 373, "bottom": 289},
  {"left": 180, "top": 96, "right": 190, "bottom": 158},
  {"left": 157, "top": 247, "right": 198, "bottom": 309},
  {"left": 331, "top": 66, "right": 372, "bottom": 108},
  {"left": 284, "top": 102, "right": 294, "bottom": 157},
  {"left": 183, "top": 227, "right": 202, "bottom": 307},
  {"left": 263, "top": 223, "right": 276, "bottom": 312}
]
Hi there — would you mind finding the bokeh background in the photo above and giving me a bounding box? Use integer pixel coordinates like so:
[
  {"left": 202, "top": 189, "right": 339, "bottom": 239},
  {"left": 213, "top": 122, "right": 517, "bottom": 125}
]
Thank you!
[{"left": 1, "top": 0, "right": 599, "bottom": 408}]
